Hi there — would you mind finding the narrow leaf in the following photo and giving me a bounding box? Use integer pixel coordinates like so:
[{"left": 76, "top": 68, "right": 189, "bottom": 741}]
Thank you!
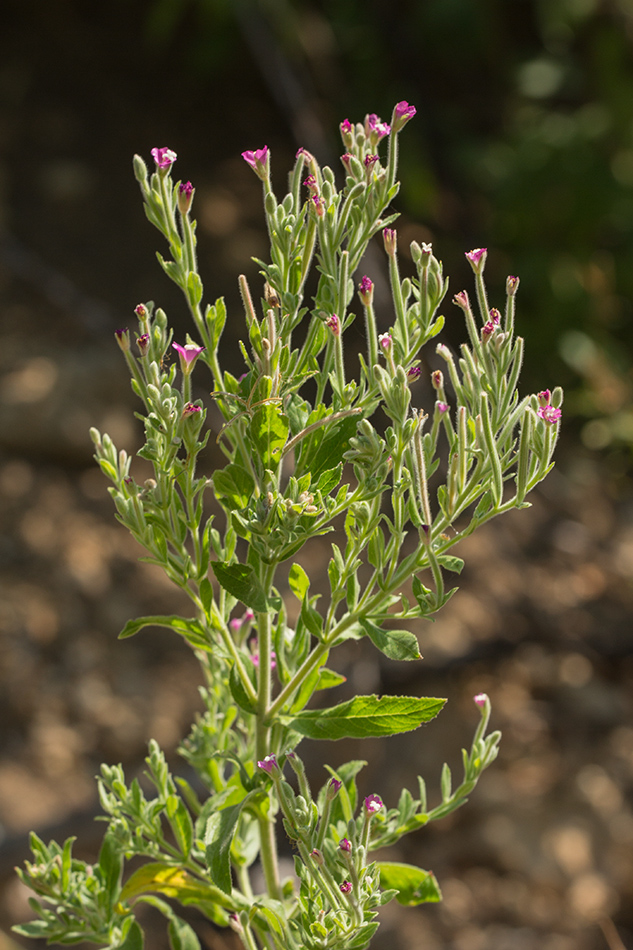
[
  {"left": 205, "top": 798, "right": 250, "bottom": 895},
  {"left": 288, "top": 694, "right": 445, "bottom": 740}
]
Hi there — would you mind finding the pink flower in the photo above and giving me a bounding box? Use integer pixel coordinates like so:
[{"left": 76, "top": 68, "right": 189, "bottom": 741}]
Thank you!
[
  {"left": 482, "top": 320, "right": 497, "bottom": 340},
  {"left": 312, "top": 194, "right": 325, "bottom": 217},
  {"left": 173, "top": 342, "right": 205, "bottom": 374},
  {"left": 326, "top": 313, "right": 340, "bottom": 336},
  {"left": 134, "top": 303, "right": 148, "bottom": 319},
  {"left": 327, "top": 778, "right": 342, "bottom": 800},
  {"left": 341, "top": 153, "right": 354, "bottom": 171},
  {"left": 365, "top": 113, "right": 391, "bottom": 142},
  {"left": 465, "top": 248, "right": 488, "bottom": 272},
  {"left": 407, "top": 367, "right": 421, "bottom": 381},
  {"left": 229, "top": 618, "right": 242, "bottom": 632},
  {"left": 364, "top": 154, "right": 379, "bottom": 169},
  {"left": 151, "top": 147, "right": 177, "bottom": 169},
  {"left": 379, "top": 332, "right": 392, "bottom": 351},
  {"left": 506, "top": 275, "right": 520, "bottom": 296},
  {"left": 437, "top": 401, "right": 449, "bottom": 413},
  {"left": 393, "top": 101, "right": 416, "bottom": 131},
  {"left": 303, "top": 174, "right": 318, "bottom": 192},
  {"left": 340, "top": 119, "right": 353, "bottom": 139},
  {"left": 364, "top": 794, "right": 383, "bottom": 815},
  {"left": 359, "top": 275, "right": 373, "bottom": 298},
  {"left": 340, "top": 881, "right": 353, "bottom": 894},
  {"left": 383, "top": 227, "right": 397, "bottom": 257},
  {"left": 474, "top": 693, "right": 488, "bottom": 708},
  {"left": 537, "top": 405, "right": 562, "bottom": 424},
  {"left": 178, "top": 180, "right": 194, "bottom": 214},
  {"left": 339, "top": 838, "right": 352, "bottom": 852},
  {"left": 453, "top": 291, "right": 470, "bottom": 310},
  {"left": 182, "top": 402, "right": 202, "bottom": 416},
  {"left": 537, "top": 389, "right": 551, "bottom": 407},
  {"left": 431, "top": 369, "right": 444, "bottom": 390},
  {"left": 136, "top": 333, "right": 150, "bottom": 356},
  {"left": 489, "top": 308, "right": 501, "bottom": 325},
  {"left": 241, "top": 146, "right": 269, "bottom": 180},
  {"left": 257, "top": 755, "right": 278, "bottom": 774},
  {"left": 311, "top": 849, "right": 324, "bottom": 865},
  {"left": 114, "top": 328, "right": 130, "bottom": 352},
  {"left": 251, "top": 651, "right": 277, "bottom": 670}
]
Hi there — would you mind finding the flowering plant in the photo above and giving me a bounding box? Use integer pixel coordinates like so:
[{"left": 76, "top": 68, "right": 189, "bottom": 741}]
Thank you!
[{"left": 15, "top": 102, "right": 562, "bottom": 950}]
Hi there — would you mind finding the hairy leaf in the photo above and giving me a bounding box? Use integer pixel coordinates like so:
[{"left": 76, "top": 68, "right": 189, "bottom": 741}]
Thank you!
[{"left": 287, "top": 694, "right": 445, "bottom": 740}]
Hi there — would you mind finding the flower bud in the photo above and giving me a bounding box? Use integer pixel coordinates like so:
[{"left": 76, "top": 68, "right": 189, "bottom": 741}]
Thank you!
[
  {"left": 257, "top": 755, "right": 278, "bottom": 775},
  {"left": 382, "top": 228, "right": 397, "bottom": 258},
  {"left": 339, "top": 837, "right": 352, "bottom": 853},
  {"left": 340, "top": 881, "right": 353, "bottom": 893},
  {"left": 506, "top": 275, "right": 520, "bottom": 296},
  {"left": 178, "top": 181, "right": 194, "bottom": 215},
  {"left": 379, "top": 332, "right": 392, "bottom": 353},
  {"left": 310, "top": 848, "right": 324, "bottom": 865},
  {"left": 537, "top": 389, "right": 551, "bottom": 407},
  {"left": 407, "top": 366, "right": 421, "bottom": 382},
  {"left": 134, "top": 303, "right": 148, "bottom": 321},
  {"left": 340, "top": 118, "right": 354, "bottom": 147},
  {"left": 474, "top": 693, "right": 488, "bottom": 708},
  {"left": 241, "top": 146, "right": 269, "bottom": 181},
  {"left": 465, "top": 247, "right": 487, "bottom": 274},
  {"left": 453, "top": 291, "right": 470, "bottom": 311},
  {"left": 114, "top": 328, "right": 130, "bottom": 352},
  {"left": 136, "top": 333, "right": 150, "bottom": 357},
  {"left": 326, "top": 314, "right": 340, "bottom": 337},
  {"left": 431, "top": 369, "right": 444, "bottom": 391},
  {"left": 133, "top": 154, "right": 149, "bottom": 183},
  {"left": 392, "top": 100, "right": 416, "bottom": 133},
  {"left": 358, "top": 275, "right": 374, "bottom": 306},
  {"left": 327, "top": 778, "right": 342, "bottom": 801}
]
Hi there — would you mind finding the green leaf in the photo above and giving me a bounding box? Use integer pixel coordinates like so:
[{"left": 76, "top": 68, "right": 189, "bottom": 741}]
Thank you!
[
  {"left": 168, "top": 915, "right": 201, "bottom": 950},
  {"left": 288, "top": 694, "right": 445, "bottom": 740},
  {"left": 316, "top": 667, "right": 346, "bottom": 690},
  {"left": 213, "top": 465, "right": 255, "bottom": 511},
  {"left": 210, "top": 562, "right": 268, "bottom": 612},
  {"left": 248, "top": 404, "right": 289, "bottom": 470},
  {"left": 118, "top": 615, "right": 211, "bottom": 651},
  {"left": 437, "top": 555, "right": 465, "bottom": 574},
  {"left": 186, "top": 271, "right": 203, "bottom": 307},
  {"left": 361, "top": 619, "right": 421, "bottom": 661},
  {"left": 229, "top": 662, "right": 257, "bottom": 714},
  {"left": 205, "top": 797, "right": 251, "bottom": 895},
  {"left": 117, "top": 920, "right": 145, "bottom": 950},
  {"left": 310, "top": 415, "right": 359, "bottom": 481},
  {"left": 288, "top": 563, "right": 310, "bottom": 601},
  {"left": 120, "top": 862, "right": 229, "bottom": 908},
  {"left": 316, "top": 464, "right": 343, "bottom": 495},
  {"left": 165, "top": 795, "right": 194, "bottom": 858},
  {"left": 98, "top": 832, "right": 123, "bottom": 908},
  {"left": 377, "top": 862, "right": 442, "bottom": 905},
  {"left": 299, "top": 596, "right": 323, "bottom": 640}
]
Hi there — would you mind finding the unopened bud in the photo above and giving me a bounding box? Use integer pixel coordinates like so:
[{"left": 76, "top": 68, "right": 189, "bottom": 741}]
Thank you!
[
  {"left": 382, "top": 228, "right": 397, "bottom": 257},
  {"left": 431, "top": 369, "right": 444, "bottom": 390},
  {"left": 177, "top": 181, "right": 194, "bottom": 215},
  {"left": 137, "top": 333, "right": 150, "bottom": 357},
  {"left": 506, "top": 275, "right": 520, "bottom": 296},
  {"left": 114, "top": 328, "right": 130, "bottom": 352}
]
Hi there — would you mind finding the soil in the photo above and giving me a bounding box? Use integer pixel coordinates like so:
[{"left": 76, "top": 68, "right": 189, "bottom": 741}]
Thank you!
[{"left": 0, "top": 4, "right": 632, "bottom": 950}]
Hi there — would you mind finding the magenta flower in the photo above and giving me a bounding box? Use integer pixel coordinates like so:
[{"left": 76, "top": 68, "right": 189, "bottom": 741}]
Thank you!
[
  {"left": 465, "top": 248, "right": 487, "bottom": 273},
  {"left": 151, "top": 147, "right": 177, "bottom": 169},
  {"left": 340, "top": 118, "right": 353, "bottom": 139},
  {"left": 339, "top": 838, "right": 352, "bottom": 853},
  {"left": 114, "top": 328, "right": 130, "bottom": 352},
  {"left": 364, "top": 794, "right": 383, "bottom": 815},
  {"left": 453, "top": 290, "right": 470, "bottom": 310},
  {"left": 178, "top": 180, "right": 194, "bottom": 214},
  {"left": 303, "top": 174, "right": 318, "bottom": 192},
  {"left": 310, "top": 848, "right": 324, "bottom": 864},
  {"left": 182, "top": 402, "right": 202, "bottom": 416},
  {"left": 364, "top": 154, "right": 380, "bottom": 171},
  {"left": 437, "top": 401, "right": 449, "bottom": 413},
  {"left": 431, "top": 369, "right": 444, "bottom": 390},
  {"left": 134, "top": 303, "right": 148, "bottom": 319},
  {"left": 251, "top": 650, "right": 277, "bottom": 670},
  {"left": 407, "top": 366, "right": 421, "bottom": 382},
  {"left": 365, "top": 113, "right": 391, "bottom": 142},
  {"left": 359, "top": 275, "right": 373, "bottom": 299},
  {"left": 341, "top": 153, "right": 354, "bottom": 170},
  {"left": 340, "top": 881, "right": 353, "bottom": 894},
  {"left": 506, "top": 275, "right": 520, "bottom": 296},
  {"left": 393, "top": 101, "right": 416, "bottom": 131},
  {"left": 241, "top": 146, "right": 269, "bottom": 181},
  {"left": 537, "top": 389, "right": 551, "bottom": 407},
  {"left": 257, "top": 755, "right": 278, "bottom": 774},
  {"left": 327, "top": 777, "right": 342, "bottom": 801},
  {"left": 474, "top": 693, "right": 488, "bottom": 708},
  {"left": 537, "top": 405, "right": 562, "bottom": 424},
  {"left": 489, "top": 308, "right": 501, "bottom": 325},
  {"left": 136, "top": 333, "right": 150, "bottom": 356},
  {"left": 379, "top": 332, "right": 392, "bottom": 352},
  {"left": 482, "top": 320, "right": 497, "bottom": 340},
  {"left": 229, "top": 618, "right": 242, "bottom": 632},
  {"left": 326, "top": 313, "right": 340, "bottom": 336},
  {"left": 383, "top": 227, "right": 397, "bottom": 256},
  {"left": 173, "top": 341, "right": 205, "bottom": 374},
  {"left": 312, "top": 194, "right": 325, "bottom": 217}
]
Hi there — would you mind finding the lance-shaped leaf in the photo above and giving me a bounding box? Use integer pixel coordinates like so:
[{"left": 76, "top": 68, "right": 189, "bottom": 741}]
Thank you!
[
  {"left": 210, "top": 562, "right": 268, "bottom": 613},
  {"left": 205, "top": 793, "right": 255, "bottom": 895},
  {"left": 213, "top": 464, "right": 255, "bottom": 511},
  {"left": 361, "top": 619, "right": 421, "bottom": 661},
  {"left": 286, "top": 694, "right": 445, "bottom": 740},
  {"left": 120, "top": 863, "right": 233, "bottom": 921},
  {"left": 248, "top": 404, "right": 289, "bottom": 470},
  {"left": 377, "top": 862, "right": 442, "bottom": 905},
  {"left": 118, "top": 615, "right": 212, "bottom": 651}
]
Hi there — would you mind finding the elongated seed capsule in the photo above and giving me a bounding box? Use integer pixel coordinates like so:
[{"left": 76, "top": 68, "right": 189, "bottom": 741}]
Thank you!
[
  {"left": 479, "top": 393, "right": 503, "bottom": 506},
  {"left": 516, "top": 407, "right": 533, "bottom": 503}
]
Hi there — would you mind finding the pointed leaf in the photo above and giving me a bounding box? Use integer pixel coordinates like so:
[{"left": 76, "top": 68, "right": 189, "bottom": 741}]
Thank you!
[
  {"left": 118, "top": 615, "right": 211, "bottom": 651},
  {"left": 210, "top": 562, "right": 268, "bottom": 612},
  {"left": 288, "top": 563, "right": 310, "bottom": 601},
  {"left": 205, "top": 796, "right": 251, "bottom": 895},
  {"left": 361, "top": 619, "right": 421, "bottom": 661},
  {"left": 288, "top": 694, "right": 445, "bottom": 740},
  {"left": 213, "top": 465, "right": 255, "bottom": 512},
  {"left": 248, "top": 404, "right": 289, "bottom": 470},
  {"left": 377, "top": 862, "right": 442, "bottom": 905}
]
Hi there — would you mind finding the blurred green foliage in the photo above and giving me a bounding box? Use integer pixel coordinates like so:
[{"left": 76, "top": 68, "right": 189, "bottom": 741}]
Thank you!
[{"left": 143, "top": 0, "right": 633, "bottom": 453}]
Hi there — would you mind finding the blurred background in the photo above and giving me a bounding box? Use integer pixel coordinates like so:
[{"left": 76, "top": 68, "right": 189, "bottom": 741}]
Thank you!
[{"left": 1, "top": 1, "right": 633, "bottom": 948}]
